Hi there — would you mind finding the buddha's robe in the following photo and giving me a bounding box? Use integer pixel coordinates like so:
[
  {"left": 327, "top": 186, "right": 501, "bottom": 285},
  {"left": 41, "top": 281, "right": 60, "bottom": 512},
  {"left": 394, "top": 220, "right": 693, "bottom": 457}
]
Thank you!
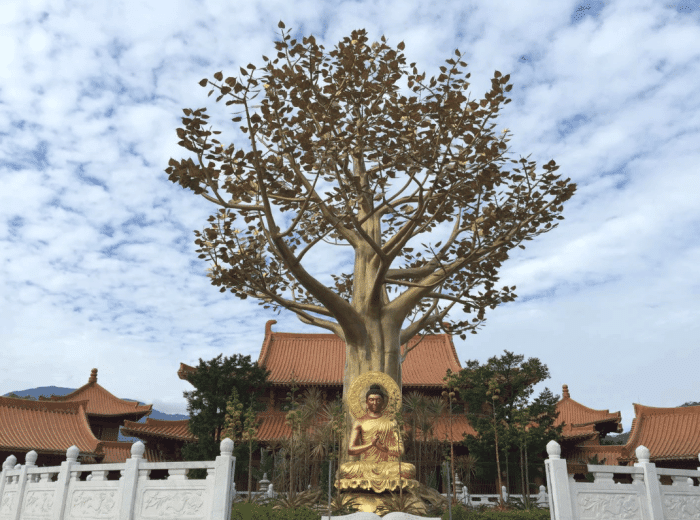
[{"left": 337, "top": 413, "right": 418, "bottom": 494}]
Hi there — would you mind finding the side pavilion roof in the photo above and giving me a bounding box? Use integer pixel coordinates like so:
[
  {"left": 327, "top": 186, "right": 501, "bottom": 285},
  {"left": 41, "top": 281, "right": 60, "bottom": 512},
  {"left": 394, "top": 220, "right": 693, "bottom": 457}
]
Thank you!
[
  {"left": 121, "top": 419, "right": 197, "bottom": 442},
  {"left": 618, "top": 403, "right": 700, "bottom": 462},
  {"left": 0, "top": 396, "right": 101, "bottom": 458},
  {"left": 560, "top": 402, "right": 700, "bottom": 468},
  {"left": 555, "top": 384, "right": 623, "bottom": 440},
  {"left": 38, "top": 368, "right": 152, "bottom": 419},
  {"left": 93, "top": 441, "right": 169, "bottom": 463}
]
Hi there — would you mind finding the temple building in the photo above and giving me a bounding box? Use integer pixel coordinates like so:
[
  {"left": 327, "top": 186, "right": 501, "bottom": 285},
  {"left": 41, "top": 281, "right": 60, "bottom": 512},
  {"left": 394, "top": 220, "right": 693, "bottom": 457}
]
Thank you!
[
  {"left": 123, "top": 319, "right": 473, "bottom": 490},
  {"left": 0, "top": 397, "right": 103, "bottom": 467},
  {"left": 566, "top": 400, "right": 700, "bottom": 474},
  {"left": 3, "top": 321, "right": 698, "bottom": 489},
  {"left": 121, "top": 320, "right": 700, "bottom": 488},
  {"left": 38, "top": 368, "right": 153, "bottom": 443},
  {"left": 0, "top": 369, "right": 166, "bottom": 467},
  {"left": 551, "top": 383, "right": 623, "bottom": 475}
]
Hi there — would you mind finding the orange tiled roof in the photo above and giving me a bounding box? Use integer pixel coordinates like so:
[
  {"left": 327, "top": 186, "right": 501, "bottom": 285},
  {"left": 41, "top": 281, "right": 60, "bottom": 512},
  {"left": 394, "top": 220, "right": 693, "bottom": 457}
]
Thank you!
[
  {"left": 555, "top": 385, "right": 622, "bottom": 439},
  {"left": 619, "top": 403, "right": 700, "bottom": 462},
  {"left": 566, "top": 444, "right": 628, "bottom": 467},
  {"left": 121, "top": 419, "right": 197, "bottom": 442},
  {"left": 177, "top": 362, "right": 195, "bottom": 381},
  {"left": 95, "top": 441, "right": 169, "bottom": 463},
  {"left": 409, "top": 413, "right": 477, "bottom": 442},
  {"left": 118, "top": 408, "right": 474, "bottom": 446},
  {"left": 39, "top": 368, "right": 152, "bottom": 419},
  {"left": 249, "top": 411, "right": 475, "bottom": 443},
  {"left": 0, "top": 396, "right": 101, "bottom": 457},
  {"left": 179, "top": 320, "right": 462, "bottom": 388},
  {"left": 561, "top": 423, "right": 600, "bottom": 442}
]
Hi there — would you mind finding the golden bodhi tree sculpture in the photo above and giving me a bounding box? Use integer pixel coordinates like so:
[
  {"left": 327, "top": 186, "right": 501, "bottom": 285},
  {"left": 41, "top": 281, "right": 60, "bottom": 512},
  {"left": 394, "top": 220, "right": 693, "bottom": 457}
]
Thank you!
[{"left": 165, "top": 22, "right": 577, "bottom": 470}]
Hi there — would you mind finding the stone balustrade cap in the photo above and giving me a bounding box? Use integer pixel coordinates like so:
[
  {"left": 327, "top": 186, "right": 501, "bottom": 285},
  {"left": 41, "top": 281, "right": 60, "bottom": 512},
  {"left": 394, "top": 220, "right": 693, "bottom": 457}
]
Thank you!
[
  {"left": 546, "top": 440, "right": 561, "bottom": 459},
  {"left": 67, "top": 445, "right": 79, "bottom": 461},
  {"left": 25, "top": 450, "right": 38, "bottom": 465},
  {"left": 635, "top": 445, "right": 650, "bottom": 464},
  {"left": 221, "top": 437, "right": 234, "bottom": 455},
  {"left": 131, "top": 441, "right": 146, "bottom": 458}
]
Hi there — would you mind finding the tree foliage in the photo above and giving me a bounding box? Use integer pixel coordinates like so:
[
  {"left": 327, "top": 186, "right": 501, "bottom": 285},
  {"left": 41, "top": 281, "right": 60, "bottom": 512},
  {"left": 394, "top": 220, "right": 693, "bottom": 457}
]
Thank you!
[
  {"left": 181, "top": 353, "right": 271, "bottom": 469},
  {"left": 444, "top": 350, "right": 564, "bottom": 486},
  {"left": 165, "top": 22, "right": 577, "bottom": 348},
  {"left": 4, "top": 393, "right": 53, "bottom": 400}
]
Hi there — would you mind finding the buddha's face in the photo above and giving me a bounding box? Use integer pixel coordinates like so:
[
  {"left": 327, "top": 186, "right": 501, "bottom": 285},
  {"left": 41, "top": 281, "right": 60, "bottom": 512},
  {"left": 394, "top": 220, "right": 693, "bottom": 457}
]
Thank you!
[{"left": 366, "top": 394, "right": 385, "bottom": 414}]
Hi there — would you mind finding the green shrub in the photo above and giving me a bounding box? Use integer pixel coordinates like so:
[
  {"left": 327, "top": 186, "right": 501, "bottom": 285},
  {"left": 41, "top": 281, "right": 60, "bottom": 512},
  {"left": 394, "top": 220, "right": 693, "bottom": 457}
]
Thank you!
[
  {"left": 275, "top": 506, "right": 322, "bottom": 520},
  {"left": 230, "top": 502, "right": 275, "bottom": 520},
  {"left": 451, "top": 508, "right": 549, "bottom": 520},
  {"left": 231, "top": 502, "right": 321, "bottom": 520}
]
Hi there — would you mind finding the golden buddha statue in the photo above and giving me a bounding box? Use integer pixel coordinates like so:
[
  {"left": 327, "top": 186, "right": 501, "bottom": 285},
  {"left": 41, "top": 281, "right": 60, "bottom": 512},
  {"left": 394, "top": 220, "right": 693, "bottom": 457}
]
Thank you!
[
  {"left": 335, "top": 372, "right": 426, "bottom": 515},
  {"left": 338, "top": 383, "right": 417, "bottom": 492}
]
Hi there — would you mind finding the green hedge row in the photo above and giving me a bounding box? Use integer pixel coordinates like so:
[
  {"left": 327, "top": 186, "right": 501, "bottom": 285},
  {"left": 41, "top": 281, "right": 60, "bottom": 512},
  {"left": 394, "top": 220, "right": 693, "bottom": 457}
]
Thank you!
[{"left": 230, "top": 501, "right": 551, "bottom": 520}]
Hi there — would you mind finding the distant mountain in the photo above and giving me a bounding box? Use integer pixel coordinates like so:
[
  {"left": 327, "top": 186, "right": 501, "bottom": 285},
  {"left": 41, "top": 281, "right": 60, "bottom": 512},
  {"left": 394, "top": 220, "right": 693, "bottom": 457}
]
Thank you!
[
  {"left": 3, "top": 386, "right": 190, "bottom": 442},
  {"left": 600, "top": 431, "right": 631, "bottom": 445}
]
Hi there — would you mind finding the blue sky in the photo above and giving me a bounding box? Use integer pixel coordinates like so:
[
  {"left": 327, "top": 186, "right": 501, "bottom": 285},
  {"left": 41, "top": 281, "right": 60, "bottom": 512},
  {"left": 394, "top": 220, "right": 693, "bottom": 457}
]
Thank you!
[{"left": 1, "top": 0, "right": 699, "bottom": 434}]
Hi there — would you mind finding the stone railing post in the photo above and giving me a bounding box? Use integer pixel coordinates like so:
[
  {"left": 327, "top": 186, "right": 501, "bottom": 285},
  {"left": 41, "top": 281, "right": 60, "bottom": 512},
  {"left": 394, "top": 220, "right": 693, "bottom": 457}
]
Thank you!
[
  {"left": 453, "top": 474, "right": 463, "bottom": 495},
  {"left": 51, "top": 445, "right": 80, "bottom": 520},
  {"left": 9, "top": 450, "right": 37, "bottom": 520},
  {"left": 210, "top": 438, "right": 236, "bottom": 520},
  {"left": 545, "top": 440, "right": 574, "bottom": 520},
  {"left": 117, "top": 441, "right": 146, "bottom": 520},
  {"left": 537, "top": 484, "right": 548, "bottom": 506},
  {"left": 0, "top": 454, "right": 18, "bottom": 510},
  {"left": 634, "top": 445, "right": 663, "bottom": 520},
  {"left": 457, "top": 484, "right": 469, "bottom": 506}
]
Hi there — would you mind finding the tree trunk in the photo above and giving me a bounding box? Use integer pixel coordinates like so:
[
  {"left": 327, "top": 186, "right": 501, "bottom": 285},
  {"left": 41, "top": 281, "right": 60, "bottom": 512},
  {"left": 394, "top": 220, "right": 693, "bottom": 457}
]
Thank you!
[
  {"left": 505, "top": 444, "right": 509, "bottom": 493},
  {"left": 304, "top": 447, "right": 308, "bottom": 490},
  {"left": 411, "top": 423, "right": 418, "bottom": 484},
  {"left": 248, "top": 440, "right": 253, "bottom": 494},
  {"left": 337, "top": 151, "right": 408, "bottom": 470},
  {"left": 311, "top": 458, "right": 320, "bottom": 488},
  {"left": 494, "top": 422, "right": 503, "bottom": 504},
  {"left": 289, "top": 434, "right": 295, "bottom": 497},
  {"left": 520, "top": 443, "right": 526, "bottom": 499},
  {"left": 418, "top": 440, "right": 422, "bottom": 485},
  {"left": 524, "top": 441, "right": 530, "bottom": 495}
]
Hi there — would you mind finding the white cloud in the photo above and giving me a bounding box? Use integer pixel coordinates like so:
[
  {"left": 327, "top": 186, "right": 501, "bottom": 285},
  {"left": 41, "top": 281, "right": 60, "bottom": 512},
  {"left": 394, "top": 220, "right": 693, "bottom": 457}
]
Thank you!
[{"left": 1, "top": 0, "right": 699, "bottom": 437}]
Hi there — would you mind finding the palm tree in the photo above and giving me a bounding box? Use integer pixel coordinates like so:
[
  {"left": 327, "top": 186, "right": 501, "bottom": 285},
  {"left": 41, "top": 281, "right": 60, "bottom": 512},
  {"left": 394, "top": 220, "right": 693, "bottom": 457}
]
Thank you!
[
  {"left": 422, "top": 396, "right": 446, "bottom": 489},
  {"left": 454, "top": 454, "right": 479, "bottom": 492},
  {"left": 277, "top": 385, "right": 344, "bottom": 494},
  {"left": 313, "top": 397, "right": 346, "bottom": 509},
  {"left": 292, "top": 387, "right": 326, "bottom": 488},
  {"left": 402, "top": 392, "right": 426, "bottom": 483}
]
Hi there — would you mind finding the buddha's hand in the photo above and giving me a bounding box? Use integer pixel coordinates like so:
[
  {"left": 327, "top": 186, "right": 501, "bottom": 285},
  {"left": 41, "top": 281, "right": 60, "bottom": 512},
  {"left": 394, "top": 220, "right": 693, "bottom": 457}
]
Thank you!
[{"left": 373, "top": 433, "right": 387, "bottom": 452}]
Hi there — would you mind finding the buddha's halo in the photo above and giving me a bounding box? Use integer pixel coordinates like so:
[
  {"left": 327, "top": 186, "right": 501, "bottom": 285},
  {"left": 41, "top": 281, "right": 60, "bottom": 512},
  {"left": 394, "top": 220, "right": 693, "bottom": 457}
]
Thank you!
[{"left": 347, "top": 371, "right": 401, "bottom": 420}]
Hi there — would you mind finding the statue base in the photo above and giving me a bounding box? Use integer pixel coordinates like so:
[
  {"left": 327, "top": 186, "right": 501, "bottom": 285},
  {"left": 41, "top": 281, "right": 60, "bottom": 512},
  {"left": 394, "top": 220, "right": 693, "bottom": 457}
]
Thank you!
[
  {"left": 342, "top": 489, "right": 428, "bottom": 517},
  {"left": 334, "top": 479, "right": 453, "bottom": 517}
]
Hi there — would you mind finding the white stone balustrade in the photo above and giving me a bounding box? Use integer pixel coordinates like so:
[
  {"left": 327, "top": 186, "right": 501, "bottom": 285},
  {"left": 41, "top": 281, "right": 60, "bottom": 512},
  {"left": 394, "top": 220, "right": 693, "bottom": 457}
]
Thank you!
[
  {"left": 0, "top": 438, "right": 236, "bottom": 520},
  {"left": 545, "top": 440, "right": 700, "bottom": 520},
  {"left": 442, "top": 484, "right": 549, "bottom": 508}
]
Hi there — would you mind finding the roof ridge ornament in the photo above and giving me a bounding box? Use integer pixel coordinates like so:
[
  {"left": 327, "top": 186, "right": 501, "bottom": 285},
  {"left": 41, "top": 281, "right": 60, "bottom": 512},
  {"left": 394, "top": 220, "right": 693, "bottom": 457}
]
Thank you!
[
  {"left": 89, "top": 368, "right": 98, "bottom": 384},
  {"left": 563, "top": 384, "right": 570, "bottom": 399}
]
